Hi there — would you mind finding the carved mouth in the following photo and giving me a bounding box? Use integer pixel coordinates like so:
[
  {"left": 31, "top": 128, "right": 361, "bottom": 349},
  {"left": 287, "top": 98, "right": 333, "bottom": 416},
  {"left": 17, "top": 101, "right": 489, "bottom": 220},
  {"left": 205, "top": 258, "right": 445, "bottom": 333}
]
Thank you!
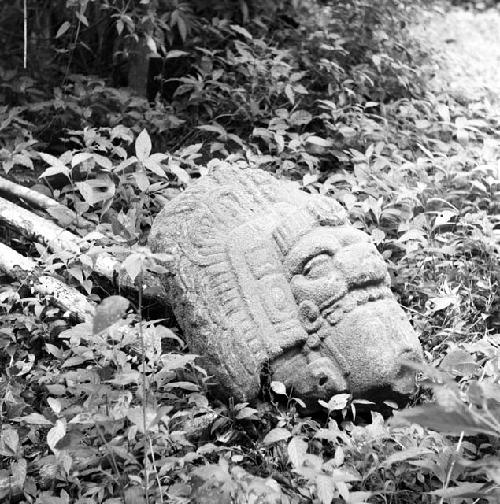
[{"left": 320, "top": 284, "right": 393, "bottom": 325}]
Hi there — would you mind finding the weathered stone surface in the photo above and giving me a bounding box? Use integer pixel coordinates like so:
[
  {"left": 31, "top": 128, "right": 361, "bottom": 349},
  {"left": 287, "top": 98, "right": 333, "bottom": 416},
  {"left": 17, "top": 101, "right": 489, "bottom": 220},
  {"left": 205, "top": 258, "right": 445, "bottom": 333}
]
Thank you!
[{"left": 149, "top": 164, "right": 423, "bottom": 407}]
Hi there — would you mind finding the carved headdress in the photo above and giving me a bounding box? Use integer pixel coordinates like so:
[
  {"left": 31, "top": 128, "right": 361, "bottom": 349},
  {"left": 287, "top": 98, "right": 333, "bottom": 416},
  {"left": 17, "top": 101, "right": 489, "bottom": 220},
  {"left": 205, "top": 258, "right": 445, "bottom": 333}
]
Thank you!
[{"left": 149, "top": 163, "right": 348, "bottom": 400}]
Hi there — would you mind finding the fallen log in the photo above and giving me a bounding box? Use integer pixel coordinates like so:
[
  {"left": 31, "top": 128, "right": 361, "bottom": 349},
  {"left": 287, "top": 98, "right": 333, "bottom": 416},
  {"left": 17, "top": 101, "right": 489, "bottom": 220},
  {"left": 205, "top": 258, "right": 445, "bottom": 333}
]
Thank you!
[
  {"left": 0, "top": 194, "right": 80, "bottom": 254},
  {"left": 0, "top": 195, "right": 167, "bottom": 303},
  {"left": 0, "top": 175, "right": 92, "bottom": 228},
  {"left": 0, "top": 242, "right": 95, "bottom": 322}
]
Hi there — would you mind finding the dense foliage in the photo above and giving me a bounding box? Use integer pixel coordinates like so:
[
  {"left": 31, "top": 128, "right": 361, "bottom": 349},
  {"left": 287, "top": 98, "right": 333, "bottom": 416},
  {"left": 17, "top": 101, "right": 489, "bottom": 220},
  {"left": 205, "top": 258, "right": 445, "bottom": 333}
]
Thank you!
[{"left": 0, "top": 0, "right": 499, "bottom": 502}]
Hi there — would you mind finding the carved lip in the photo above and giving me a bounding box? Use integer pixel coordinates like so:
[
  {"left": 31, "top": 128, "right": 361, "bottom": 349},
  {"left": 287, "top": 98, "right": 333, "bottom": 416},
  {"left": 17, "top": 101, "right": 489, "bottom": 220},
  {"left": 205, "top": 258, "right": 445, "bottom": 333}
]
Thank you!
[{"left": 321, "top": 284, "right": 393, "bottom": 323}]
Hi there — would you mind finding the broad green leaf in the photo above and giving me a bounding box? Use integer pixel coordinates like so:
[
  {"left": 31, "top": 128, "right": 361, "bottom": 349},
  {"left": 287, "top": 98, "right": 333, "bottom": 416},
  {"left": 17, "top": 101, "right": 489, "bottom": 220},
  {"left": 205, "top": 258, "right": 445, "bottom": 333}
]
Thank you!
[
  {"left": 143, "top": 157, "right": 166, "bottom": 177},
  {"left": 133, "top": 170, "right": 150, "bottom": 192},
  {"left": 439, "top": 349, "right": 480, "bottom": 376},
  {"left": 394, "top": 403, "right": 497, "bottom": 435},
  {"left": 319, "top": 393, "right": 351, "bottom": 411},
  {"left": 10, "top": 458, "right": 27, "bottom": 488},
  {"left": 92, "top": 154, "right": 113, "bottom": 170},
  {"left": 270, "top": 381, "right": 287, "bottom": 396},
  {"left": 47, "top": 397, "right": 62, "bottom": 415},
  {"left": 38, "top": 152, "right": 70, "bottom": 178},
  {"left": 263, "top": 427, "right": 291, "bottom": 445},
  {"left": 166, "top": 50, "right": 190, "bottom": 59},
  {"left": 198, "top": 124, "right": 227, "bottom": 136},
  {"left": 235, "top": 407, "right": 259, "bottom": 420},
  {"left": 230, "top": 24, "right": 253, "bottom": 39},
  {"left": 135, "top": 129, "right": 152, "bottom": 161},
  {"left": 15, "top": 412, "right": 53, "bottom": 425},
  {"left": 287, "top": 437, "right": 308, "bottom": 468},
  {"left": 71, "top": 152, "right": 94, "bottom": 167},
  {"left": 428, "top": 483, "right": 488, "bottom": 498},
  {"left": 0, "top": 428, "right": 19, "bottom": 456},
  {"left": 76, "top": 177, "right": 115, "bottom": 205},
  {"left": 13, "top": 153, "right": 34, "bottom": 170},
  {"left": 316, "top": 474, "right": 335, "bottom": 504},
  {"left": 436, "top": 103, "right": 450, "bottom": 122},
  {"left": 303, "top": 173, "right": 318, "bottom": 186},
  {"left": 289, "top": 109, "right": 313, "bottom": 126},
  {"left": 382, "top": 447, "right": 433, "bottom": 467},
  {"left": 127, "top": 407, "right": 158, "bottom": 433},
  {"left": 46, "top": 206, "right": 76, "bottom": 227},
  {"left": 121, "top": 253, "right": 144, "bottom": 283},
  {"left": 55, "top": 21, "right": 71, "bottom": 38},
  {"left": 92, "top": 295, "right": 130, "bottom": 335},
  {"left": 306, "top": 135, "right": 333, "bottom": 147},
  {"left": 168, "top": 161, "right": 190, "bottom": 184},
  {"left": 285, "top": 83, "right": 295, "bottom": 105},
  {"left": 164, "top": 381, "right": 199, "bottom": 391},
  {"left": 47, "top": 420, "right": 66, "bottom": 453},
  {"left": 160, "top": 353, "right": 197, "bottom": 372}
]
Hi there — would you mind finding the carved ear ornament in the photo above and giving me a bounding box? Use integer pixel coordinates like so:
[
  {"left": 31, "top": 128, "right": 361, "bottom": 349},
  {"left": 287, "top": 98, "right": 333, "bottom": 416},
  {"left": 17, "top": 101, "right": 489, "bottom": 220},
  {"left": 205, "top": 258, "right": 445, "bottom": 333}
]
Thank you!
[{"left": 298, "top": 300, "right": 323, "bottom": 333}]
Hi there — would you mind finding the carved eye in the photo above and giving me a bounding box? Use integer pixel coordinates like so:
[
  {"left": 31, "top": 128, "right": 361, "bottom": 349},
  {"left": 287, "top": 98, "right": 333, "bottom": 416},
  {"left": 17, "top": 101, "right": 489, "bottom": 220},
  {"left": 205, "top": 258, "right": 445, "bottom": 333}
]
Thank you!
[{"left": 302, "top": 253, "right": 332, "bottom": 279}]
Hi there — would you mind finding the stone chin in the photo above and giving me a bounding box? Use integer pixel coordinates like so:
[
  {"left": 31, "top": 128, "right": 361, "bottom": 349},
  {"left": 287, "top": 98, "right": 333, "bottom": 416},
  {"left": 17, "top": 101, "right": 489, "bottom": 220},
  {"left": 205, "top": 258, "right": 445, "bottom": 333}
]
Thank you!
[{"left": 271, "top": 297, "right": 423, "bottom": 410}]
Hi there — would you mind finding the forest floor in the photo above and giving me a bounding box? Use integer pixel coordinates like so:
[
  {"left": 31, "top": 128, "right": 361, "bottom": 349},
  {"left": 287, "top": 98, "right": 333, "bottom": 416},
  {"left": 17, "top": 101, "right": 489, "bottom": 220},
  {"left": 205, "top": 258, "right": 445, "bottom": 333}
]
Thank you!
[
  {"left": 415, "top": 6, "right": 500, "bottom": 116},
  {"left": 414, "top": 5, "right": 500, "bottom": 244}
]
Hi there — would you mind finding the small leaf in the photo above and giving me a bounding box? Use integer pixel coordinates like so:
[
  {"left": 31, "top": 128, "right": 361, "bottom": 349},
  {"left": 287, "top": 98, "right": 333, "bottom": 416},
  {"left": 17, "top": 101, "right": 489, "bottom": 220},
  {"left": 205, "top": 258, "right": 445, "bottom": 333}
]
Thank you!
[
  {"left": 47, "top": 420, "right": 66, "bottom": 453},
  {"left": 0, "top": 429, "right": 19, "bottom": 456},
  {"left": 428, "top": 483, "right": 487, "bottom": 498},
  {"left": 394, "top": 403, "right": 497, "bottom": 435},
  {"left": 166, "top": 50, "right": 190, "bottom": 59},
  {"left": 10, "top": 458, "right": 27, "bottom": 487},
  {"left": 13, "top": 153, "right": 34, "bottom": 170},
  {"left": 306, "top": 135, "right": 333, "bottom": 147},
  {"left": 289, "top": 109, "right": 313, "bottom": 126},
  {"left": 15, "top": 412, "right": 53, "bottom": 425},
  {"left": 303, "top": 173, "right": 318, "bottom": 186},
  {"left": 76, "top": 177, "right": 115, "bottom": 206},
  {"left": 72, "top": 152, "right": 94, "bottom": 167},
  {"left": 319, "top": 393, "right": 351, "bottom": 411},
  {"left": 382, "top": 447, "right": 433, "bottom": 467},
  {"left": 143, "top": 158, "right": 166, "bottom": 177},
  {"left": 316, "top": 474, "right": 335, "bottom": 504},
  {"left": 93, "top": 295, "right": 130, "bottom": 335},
  {"left": 38, "top": 153, "right": 70, "bottom": 178},
  {"left": 127, "top": 407, "right": 158, "bottom": 433},
  {"left": 160, "top": 353, "right": 197, "bottom": 372},
  {"left": 235, "top": 407, "right": 258, "bottom": 420},
  {"left": 230, "top": 24, "right": 253, "bottom": 39},
  {"left": 56, "top": 21, "right": 71, "bottom": 38},
  {"left": 121, "top": 253, "right": 144, "bottom": 283},
  {"left": 285, "top": 84, "right": 295, "bottom": 105},
  {"left": 287, "top": 437, "right": 308, "bottom": 468},
  {"left": 135, "top": 129, "right": 152, "bottom": 161},
  {"left": 46, "top": 206, "right": 76, "bottom": 227},
  {"left": 270, "top": 381, "right": 287, "bottom": 396},
  {"left": 263, "top": 427, "right": 291, "bottom": 445},
  {"left": 133, "top": 171, "right": 150, "bottom": 192},
  {"left": 47, "top": 397, "right": 62, "bottom": 416},
  {"left": 167, "top": 161, "right": 190, "bottom": 184},
  {"left": 436, "top": 103, "right": 450, "bottom": 123}
]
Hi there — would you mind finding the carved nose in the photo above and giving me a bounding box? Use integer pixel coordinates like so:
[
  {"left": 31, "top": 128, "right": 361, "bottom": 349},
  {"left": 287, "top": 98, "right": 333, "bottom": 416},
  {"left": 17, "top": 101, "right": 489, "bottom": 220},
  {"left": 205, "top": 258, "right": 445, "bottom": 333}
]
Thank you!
[
  {"left": 391, "top": 348, "right": 422, "bottom": 396},
  {"left": 310, "top": 357, "right": 348, "bottom": 394},
  {"left": 336, "top": 244, "right": 388, "bottom": 287}
]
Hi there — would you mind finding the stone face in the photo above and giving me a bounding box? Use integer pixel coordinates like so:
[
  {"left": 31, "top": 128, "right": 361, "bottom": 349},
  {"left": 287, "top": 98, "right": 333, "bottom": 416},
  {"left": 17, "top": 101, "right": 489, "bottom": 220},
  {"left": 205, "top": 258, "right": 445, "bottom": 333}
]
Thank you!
[{"left": 149, "top": 164, "right": 423, "bottom": 407}]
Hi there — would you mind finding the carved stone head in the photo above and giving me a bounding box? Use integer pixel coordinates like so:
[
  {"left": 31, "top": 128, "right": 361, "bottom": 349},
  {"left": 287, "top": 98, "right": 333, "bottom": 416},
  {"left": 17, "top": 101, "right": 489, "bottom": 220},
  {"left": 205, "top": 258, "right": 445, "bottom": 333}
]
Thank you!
[{"left": 149, "top": 164, "right": 423, "bottom": 407}]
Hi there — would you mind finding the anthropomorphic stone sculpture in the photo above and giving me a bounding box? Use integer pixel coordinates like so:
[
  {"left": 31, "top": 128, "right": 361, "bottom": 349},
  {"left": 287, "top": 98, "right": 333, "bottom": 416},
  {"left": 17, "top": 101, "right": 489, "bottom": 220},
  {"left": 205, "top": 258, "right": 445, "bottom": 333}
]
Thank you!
[{"left": 149, "top": 164, "right": 423, "bottom": 408}]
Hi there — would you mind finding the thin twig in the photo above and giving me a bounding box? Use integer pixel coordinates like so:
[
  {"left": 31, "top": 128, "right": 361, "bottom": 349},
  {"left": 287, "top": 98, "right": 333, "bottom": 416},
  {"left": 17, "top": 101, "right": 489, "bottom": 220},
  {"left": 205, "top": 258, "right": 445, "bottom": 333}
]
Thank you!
[
  {"left": 149, "top": 437, "right": 164, "bottom": 504},
  {"left": 139, "top": 268, "right": 149, "bottom": 504},
  {"left": 439, "top": 430, "right": 464, "bottom": 504},
  {"left": 23, "top": 0, "right": 27, "bottom": 68}
]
